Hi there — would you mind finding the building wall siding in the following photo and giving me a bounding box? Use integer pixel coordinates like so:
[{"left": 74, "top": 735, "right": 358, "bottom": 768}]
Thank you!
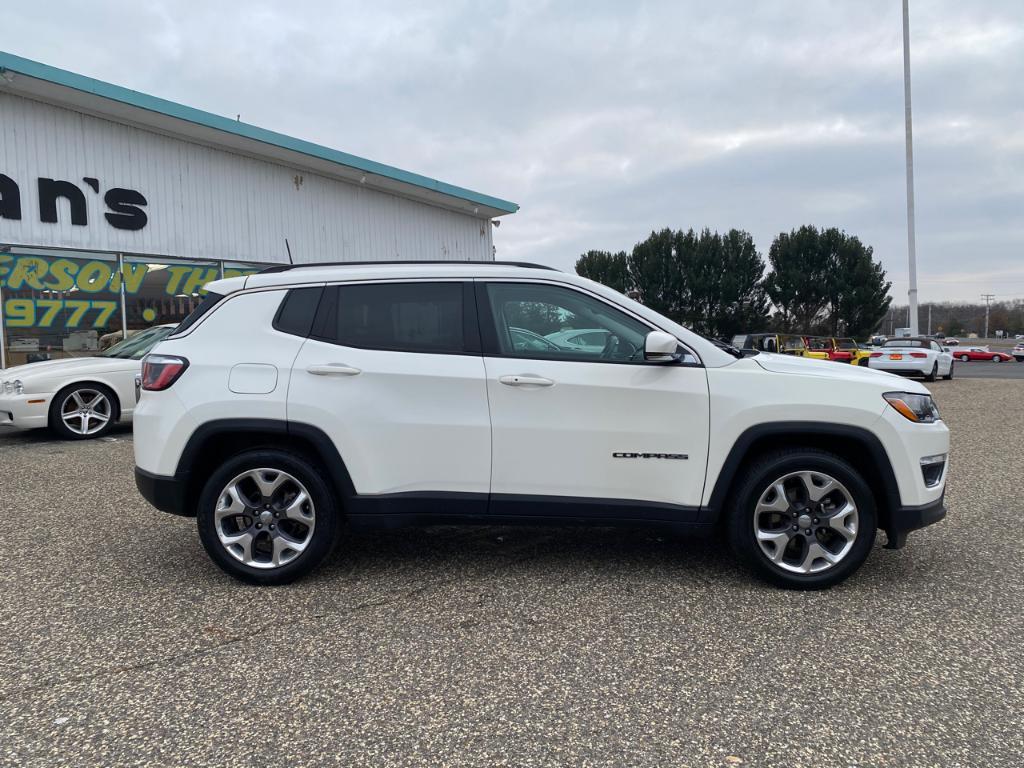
[{"left": 0, "top": 92, "right": 494, "bottom": 263}]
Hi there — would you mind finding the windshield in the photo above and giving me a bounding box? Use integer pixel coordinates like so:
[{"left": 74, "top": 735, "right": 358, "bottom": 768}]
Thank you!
[
  {"left": 836, "top": 338, "right": 857, "bottom": 350},
  {"left": 100, "top": 326, "right": 173, "bottom": 359}
]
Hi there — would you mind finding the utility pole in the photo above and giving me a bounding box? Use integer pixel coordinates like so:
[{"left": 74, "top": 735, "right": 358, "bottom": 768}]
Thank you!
[
  {"left": 981, "top": 294, "right": 995, "bottom": 339},
  {"left": 902, "top": 0, "right": 920, "bottom": 336},
  {"left": 927, "top": 304, "right": 932, "bottom": 336}
]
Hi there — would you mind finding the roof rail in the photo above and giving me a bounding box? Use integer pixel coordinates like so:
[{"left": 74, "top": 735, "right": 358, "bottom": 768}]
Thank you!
[{"left": 258, "top": 260, "right": 558, "bottom": 274}]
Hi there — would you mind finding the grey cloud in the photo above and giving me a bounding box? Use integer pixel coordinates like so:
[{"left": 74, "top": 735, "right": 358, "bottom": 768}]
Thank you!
[{"left": 4, "top": 0, "right": 1022, "bottom": 301}]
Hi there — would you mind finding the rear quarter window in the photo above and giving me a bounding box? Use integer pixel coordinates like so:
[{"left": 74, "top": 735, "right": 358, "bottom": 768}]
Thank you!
[
  {"left": 273, "top": 286, "right": 325, "bottom": 337},
  {"left": 171, "top": 292, "right": 224, "bottom": 335}
]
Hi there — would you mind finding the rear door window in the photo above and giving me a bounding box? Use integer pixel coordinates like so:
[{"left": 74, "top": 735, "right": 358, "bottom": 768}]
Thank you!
[{"left": 312, "top": 282, "right": 466, "bottom": 353}]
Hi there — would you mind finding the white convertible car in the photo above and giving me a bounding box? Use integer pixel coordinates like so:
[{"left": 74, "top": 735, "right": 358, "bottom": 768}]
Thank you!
[
  {"left": 0, "top": 325, "right": 174, "bottom": 439},
  {"left": 868, "top": 336, "right": 954, "bottom": 381}
]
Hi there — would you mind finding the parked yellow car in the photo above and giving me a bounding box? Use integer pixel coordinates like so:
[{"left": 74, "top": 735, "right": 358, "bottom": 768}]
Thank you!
[
  {"left": 731, "top": 333, "right": 830, "bottom": 360},
  {"left": 805, "top": 336, "right": 871, "bottom": 365}
]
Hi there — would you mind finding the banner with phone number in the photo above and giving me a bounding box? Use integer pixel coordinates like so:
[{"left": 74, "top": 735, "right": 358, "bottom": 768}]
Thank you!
[{"left": 0, "top": 254, "right": 257, "bottom": 329}]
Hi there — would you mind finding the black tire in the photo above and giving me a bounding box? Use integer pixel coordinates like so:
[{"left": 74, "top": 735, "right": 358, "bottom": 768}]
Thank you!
[
  {"left": 197, "top": 449, "right": 341, "bottom": 585},
  {"left": 924, "top": 363, "right": 937, "bottom": 382},
  {"left": 727, "top": 448, "right": 877, "bottom": 590},
  {"left": 992, "top": 355, "right": 1001, "bottom": 362},
  {"left": 48, "top": 383, "right": 118, "bottom": 440},
  {"left": 959, "top": 354, "right": 969, "bottom": 362},
  {"left": 942, "top": 362, "right": 954, "bottom": 380}
]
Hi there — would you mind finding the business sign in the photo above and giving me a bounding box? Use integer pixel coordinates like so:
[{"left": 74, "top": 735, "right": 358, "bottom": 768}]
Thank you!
[
  {"left": 0, "top": 253, "right": 256, "bottom": 329},
  {"left": 0, "top": 174, "right": 148, "bottom": 231}
]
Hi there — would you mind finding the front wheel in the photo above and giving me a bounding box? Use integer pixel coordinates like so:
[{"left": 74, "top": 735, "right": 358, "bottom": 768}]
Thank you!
[
  {"left": 992, "top": 355, "right": 1002, "bottom": 362},
  {"left": 197, "top": 450, "right": 341, "bottom": 585},
  {"left": 727, "top": 449, "right": 877, "bottom": 589},
  {"left": 49, "top": 383, "right": 117, "bottom": 440}
]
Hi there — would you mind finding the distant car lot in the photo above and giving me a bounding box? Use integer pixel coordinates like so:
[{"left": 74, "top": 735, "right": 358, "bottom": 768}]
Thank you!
[{"left": 1, "top": 379, "right": 1022, "bottom": 766}]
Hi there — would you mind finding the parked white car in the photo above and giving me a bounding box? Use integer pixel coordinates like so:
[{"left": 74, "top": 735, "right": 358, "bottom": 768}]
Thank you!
[
  {"left": 0, "top": 325, "right": 174, "bottom": 439},
  {"left": 1013, "top": 342, "right": 1024, "bottom": 362},
  {"left": 868, "top": 337, "right": 954, "bottom": 381},
  {"left": 133, "top": 262, "right": 948, "bottom": 590}
]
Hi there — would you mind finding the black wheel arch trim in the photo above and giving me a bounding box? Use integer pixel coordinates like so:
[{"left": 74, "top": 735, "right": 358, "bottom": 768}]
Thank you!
[
  {"left": 140, "top": 418, "right": 358, "bottom": 517},
  {"left": 702, "top": 421, "right": 903, "bottom": 526}
]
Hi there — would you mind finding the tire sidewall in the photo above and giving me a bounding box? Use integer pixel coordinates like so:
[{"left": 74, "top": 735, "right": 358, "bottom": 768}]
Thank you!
[
  {"left": 49, "top": 383, "right": 117, "bottom": 440},
  {"left": 728, "top": 451, "right": 877, "bottom": 589},
  {"left": 197, "top": 449, "right": 340, "bottom": 585}
]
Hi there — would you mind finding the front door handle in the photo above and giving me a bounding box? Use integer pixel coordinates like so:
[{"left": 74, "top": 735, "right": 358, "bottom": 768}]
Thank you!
[
  {"left": 498, "top": 374, "right": 555, "bottom": 387},
  {"left": 307, "top": 363, "right": 361, "bottom": 376}
]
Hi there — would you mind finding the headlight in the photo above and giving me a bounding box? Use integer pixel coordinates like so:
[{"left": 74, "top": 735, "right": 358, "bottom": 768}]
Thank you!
[
  {"left": 1, "top": 380, "right": 10, "bottom": 395},
  {"left": 13, "top": 380, "right": 23, "bottom": 395},
  {"left": 2, "top": 380, "right": 25, "bottom": 395},
  {"left": 884, "top": 392, "right": 940, "bottom": 423}
]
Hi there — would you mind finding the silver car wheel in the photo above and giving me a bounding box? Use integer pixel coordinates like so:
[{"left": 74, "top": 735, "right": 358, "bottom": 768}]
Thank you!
[
  {"left": 60, "top": 388, "right": 112, "bottom": 436},
  {"left": 753, "top": 470, "right": 859, "bottom": 574},
  {"left": 214, "top": 468, "right": 316, "bottom": 570}
]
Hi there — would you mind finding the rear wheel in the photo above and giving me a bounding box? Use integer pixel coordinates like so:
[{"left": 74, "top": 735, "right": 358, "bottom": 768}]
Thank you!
[
  {"left": 942, "top": 362, "right": 954, "bottom": 380},
  {"left": 959, "top": 354, "right": 970, "bottom": 362},
  {"left": 924, "top": 363, "right": 937, "bottom": 382},
  {"left": 197, "top": 449, "right": 341, "bottom": 585},
  {"left": 49, "top": 383, "right": 117, "bottom": 440},
  {"left": 727, "top": 449, "right": 877, "bottom": 589}
]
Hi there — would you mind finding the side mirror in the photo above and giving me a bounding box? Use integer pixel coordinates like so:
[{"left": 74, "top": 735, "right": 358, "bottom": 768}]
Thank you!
[{"left": 644, "top": 331, "right": 681, "bottom": 363}]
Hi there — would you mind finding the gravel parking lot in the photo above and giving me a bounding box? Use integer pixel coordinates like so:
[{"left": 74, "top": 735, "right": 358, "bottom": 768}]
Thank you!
[{"left": 1, "top": 378, "right": 1022, "bottom": 767}]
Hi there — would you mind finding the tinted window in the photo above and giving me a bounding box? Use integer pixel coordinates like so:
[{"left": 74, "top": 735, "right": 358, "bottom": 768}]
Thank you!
[
  {"left": 484, "top": 282, "right": 652, "bottom": 363},
  {"left": 274, "top": 286, "right": 324, "bottom": 337},
  {"left": 172, "top": 292, "right": 223, "bottom": 335},
  {"left": 883, "top": 339, "right": 924, "bottom": 348},
  {"left": 313, "top": 282, "right": 464, "bottom": 353}
]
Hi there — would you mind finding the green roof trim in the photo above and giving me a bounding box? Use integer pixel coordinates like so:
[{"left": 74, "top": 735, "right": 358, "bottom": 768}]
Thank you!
[{"left": 0, "top": 50, "right": 518, "bottom": 214}]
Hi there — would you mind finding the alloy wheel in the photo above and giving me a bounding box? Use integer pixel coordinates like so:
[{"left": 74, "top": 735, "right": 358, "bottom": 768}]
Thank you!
[
  {"left": 214, "top": 468, "right": 316, "bottom": 569},
  {"left": 60, "top": 389, "right": 112, "bottom": 436},
  {"left": 753, "top": 470, "right": 859, "bottom": 574}
]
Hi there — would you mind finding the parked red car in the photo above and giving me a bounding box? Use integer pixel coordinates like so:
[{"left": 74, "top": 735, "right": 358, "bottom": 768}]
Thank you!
[
  {"left": 804, "top": 336, "right": 853, "bottom": 362},
  {"left": 953, "top": 346, "right": 1013, "bottom": 362}
]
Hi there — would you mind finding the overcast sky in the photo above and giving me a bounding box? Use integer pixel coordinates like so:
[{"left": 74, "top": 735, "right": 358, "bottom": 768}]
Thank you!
[{"left": 5, "top": 0, "right": 1022, "bottom": 302}]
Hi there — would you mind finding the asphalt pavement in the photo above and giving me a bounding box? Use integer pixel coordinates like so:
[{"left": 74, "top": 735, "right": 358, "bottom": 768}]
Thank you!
[
  {"left": 950, "top": 359, "right": 1024, "bottom": 379},
  {"left": 1, "top": 379, "right": 1022, "bottom": 767}
]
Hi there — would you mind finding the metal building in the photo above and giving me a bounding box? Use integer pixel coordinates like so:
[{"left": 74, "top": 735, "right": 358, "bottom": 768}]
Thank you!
[{"left": 0, "top": 51, "right": 517, "bottom": 367}]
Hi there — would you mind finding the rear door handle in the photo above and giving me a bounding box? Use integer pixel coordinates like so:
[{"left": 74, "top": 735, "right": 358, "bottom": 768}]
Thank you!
[
  {"left": 307, "top": 363, "right": 361, "bottom": 376},
  {"left": 498, "top": 374, "right": 555, "bottom": 387}
]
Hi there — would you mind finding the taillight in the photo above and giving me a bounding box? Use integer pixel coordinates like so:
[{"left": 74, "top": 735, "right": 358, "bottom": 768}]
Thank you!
[
  {"left": 870, "top": 352, "right": 882, "bottom": 357},
  {"left": 909, "top": 352, "right": 927, "bottom": 358},
  {"left": 142, "top": 354, "right": 190, "bottom": 391}
]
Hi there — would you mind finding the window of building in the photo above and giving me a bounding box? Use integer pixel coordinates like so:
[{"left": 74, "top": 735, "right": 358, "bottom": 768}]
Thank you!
[{"left": 0, "top": 249, "right": 121, "bottom": 365}]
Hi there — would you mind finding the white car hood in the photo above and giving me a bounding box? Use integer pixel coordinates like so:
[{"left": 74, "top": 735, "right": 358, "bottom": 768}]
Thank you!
[
  {"left": 752, "top": 352, "right": 928, "bottom": 393},
  {"left": 1, "top": 356, "right": 138, "bottom": 381}
]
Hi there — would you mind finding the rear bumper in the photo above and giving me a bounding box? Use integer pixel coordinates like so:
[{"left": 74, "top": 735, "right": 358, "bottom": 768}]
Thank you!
[
  {"left": 883, "top": 494, "right": 946, "bottom": 549},
  {"left": 135, "top": 466, "right": 191, "bottom": 517}
]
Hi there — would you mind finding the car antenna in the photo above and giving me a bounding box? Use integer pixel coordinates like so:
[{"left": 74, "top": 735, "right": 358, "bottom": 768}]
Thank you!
[{"left": 284, "top": 238, "right": 294, "bottom": 265}]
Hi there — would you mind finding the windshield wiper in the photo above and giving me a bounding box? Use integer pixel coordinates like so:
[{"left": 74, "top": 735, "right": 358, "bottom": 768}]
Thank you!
[{"left": 711, "top": 339, "right": 749, "bottom": 359}]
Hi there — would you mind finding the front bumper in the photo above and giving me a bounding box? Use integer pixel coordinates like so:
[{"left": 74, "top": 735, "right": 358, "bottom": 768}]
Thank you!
[
  {"left": 883, "top": 494, "right": 946, "bottom": 549},
  {"left": 0, "top": 394, "right": 51, "bottom": 430},
  {"left": 135, "top": 466, "right": 191, "bottom": 516}
]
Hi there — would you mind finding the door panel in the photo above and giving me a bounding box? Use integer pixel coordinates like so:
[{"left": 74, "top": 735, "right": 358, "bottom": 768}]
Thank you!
[
  {"left": 287, "top": 282, "right": 490, "bottom": 496},
  {"left": 478, "top": 281, "right": 710, "bottom": 511}
]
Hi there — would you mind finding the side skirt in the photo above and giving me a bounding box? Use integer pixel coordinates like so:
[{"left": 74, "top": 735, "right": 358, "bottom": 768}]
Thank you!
[{"left": 345, "top": 491, "right": 705, "bottom": 533}]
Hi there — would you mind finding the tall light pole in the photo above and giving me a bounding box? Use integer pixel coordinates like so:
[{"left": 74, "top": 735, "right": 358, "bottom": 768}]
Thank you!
[
  {"left": 902, "top": 0, "right": 920, "bottom": 336},
  {"left": 981, "top": 294, "right": 995, "bottom": 339}
]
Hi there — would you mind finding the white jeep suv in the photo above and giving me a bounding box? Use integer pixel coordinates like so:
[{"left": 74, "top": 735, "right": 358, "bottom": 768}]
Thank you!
[{"left": 133, "top": 262, "right": 949, "bottom": 589}]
